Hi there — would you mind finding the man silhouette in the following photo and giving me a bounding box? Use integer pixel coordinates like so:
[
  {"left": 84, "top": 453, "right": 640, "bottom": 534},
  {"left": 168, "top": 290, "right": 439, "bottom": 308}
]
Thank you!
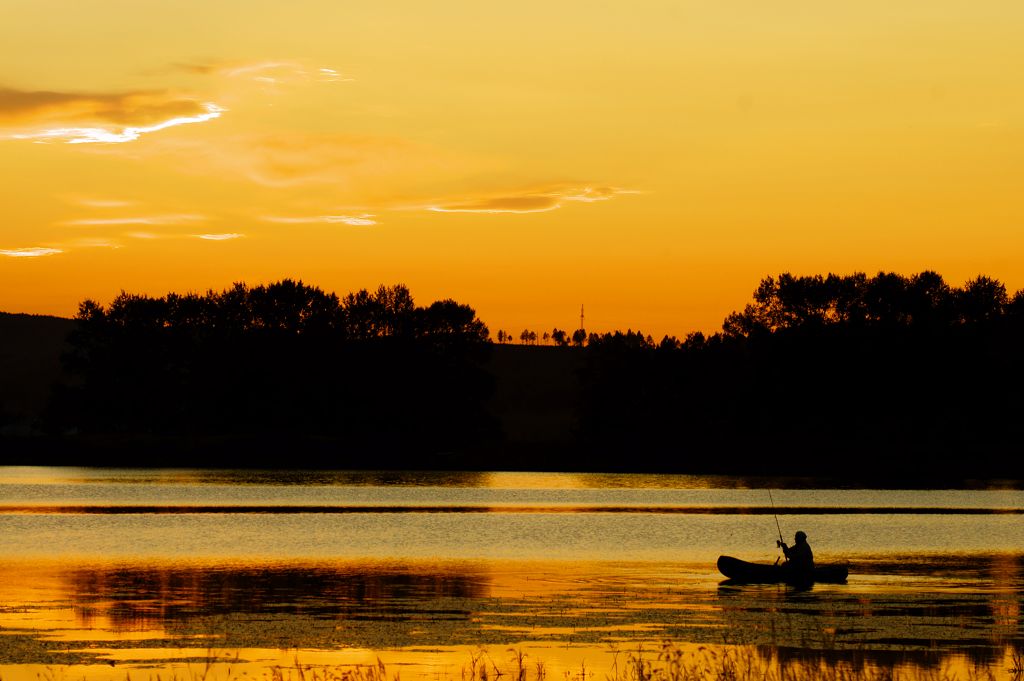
[{"left": 778, "top": 530, "right": 814, "bottom": 577}]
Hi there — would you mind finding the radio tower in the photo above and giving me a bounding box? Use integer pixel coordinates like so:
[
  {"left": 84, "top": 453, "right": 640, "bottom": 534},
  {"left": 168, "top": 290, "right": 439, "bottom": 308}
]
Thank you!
[{"left": 579, "top": 304, "right": 585, "bottom": 331}]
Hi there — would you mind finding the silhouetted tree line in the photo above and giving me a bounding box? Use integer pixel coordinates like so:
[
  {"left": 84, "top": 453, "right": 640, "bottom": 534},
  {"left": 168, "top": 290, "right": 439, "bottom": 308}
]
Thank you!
[
  {"left": 577, "top": 272, "right": 1024, "bottom": 477},
  {"left": 15, "top": 270, "right": 1024, "bottom": 476},
  {"left": 47, "top": 280, "right": 495, "bottom": 464}
]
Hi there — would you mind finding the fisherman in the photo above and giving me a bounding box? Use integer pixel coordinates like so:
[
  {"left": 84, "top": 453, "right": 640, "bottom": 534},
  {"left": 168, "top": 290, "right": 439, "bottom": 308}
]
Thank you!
[{"left": 777, "top": 530, "right": 814, "bottom": 576}]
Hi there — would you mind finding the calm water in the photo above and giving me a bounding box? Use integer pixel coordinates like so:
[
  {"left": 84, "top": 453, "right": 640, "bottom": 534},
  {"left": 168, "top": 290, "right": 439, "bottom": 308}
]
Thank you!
[{"left": 0, "top": 468, "right": 1022, "bottom": 680}]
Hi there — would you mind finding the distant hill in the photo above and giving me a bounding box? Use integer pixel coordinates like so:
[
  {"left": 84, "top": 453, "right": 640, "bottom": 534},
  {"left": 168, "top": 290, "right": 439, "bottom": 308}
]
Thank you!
[{"left": 0, "top": 312, "right": 74, "bottom": 432}]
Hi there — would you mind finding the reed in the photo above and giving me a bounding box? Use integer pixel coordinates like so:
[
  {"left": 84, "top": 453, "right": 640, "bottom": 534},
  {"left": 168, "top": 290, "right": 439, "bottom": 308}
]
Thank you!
[
  {"left": 9, "top": 643, "right": 1016, "bottom": 681},
  {"left": 267, "top": 658, "right": 393, "bottom": 681},
  {"left": 605, "top": 642, "right": 1000, "bottom": 681}
]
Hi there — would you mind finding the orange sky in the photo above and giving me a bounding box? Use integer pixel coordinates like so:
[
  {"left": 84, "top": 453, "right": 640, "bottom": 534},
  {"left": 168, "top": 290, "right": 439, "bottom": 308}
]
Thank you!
[{"left": 1, "top": 1, "right": 1022, "bottom": 338}]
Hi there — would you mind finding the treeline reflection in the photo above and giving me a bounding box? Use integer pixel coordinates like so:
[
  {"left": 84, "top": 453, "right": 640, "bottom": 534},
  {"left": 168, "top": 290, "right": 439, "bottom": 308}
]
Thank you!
[
  {"left": 57, "top": 556, "right": 1024, "bottom": 670},
  {"left": 68, "top": 563, "right": 492, "bottom": 648}
]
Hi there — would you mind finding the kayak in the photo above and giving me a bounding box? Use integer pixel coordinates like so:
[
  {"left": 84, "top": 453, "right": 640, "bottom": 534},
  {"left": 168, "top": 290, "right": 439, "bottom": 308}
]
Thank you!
[{"left": 717, "top": 555, "right": 849, "bottom": 584}]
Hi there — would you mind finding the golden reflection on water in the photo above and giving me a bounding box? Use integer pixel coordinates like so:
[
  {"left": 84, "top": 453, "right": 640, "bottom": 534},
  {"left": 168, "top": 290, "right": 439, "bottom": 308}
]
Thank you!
[
  {"left": 2, "top": 469, "right": 1024, "bottom": 681},
  {"left": 0, "top": 468, "right": 882, "bottom": 490},
  {"left": 989, "top": 552, "right": 1021, "bottom": 649},
  {"left": 15, "top": 467, "right": 996, "bottom": 490},
  {"left": 0, "top": 556, "right": 1022, "bottom": 681},
  {"left": 0, "top": 468, "right": 718, "bottom": 489}
]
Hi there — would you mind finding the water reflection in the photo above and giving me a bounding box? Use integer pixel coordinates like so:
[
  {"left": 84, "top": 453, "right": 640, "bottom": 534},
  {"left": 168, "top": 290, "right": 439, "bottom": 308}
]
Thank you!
[
  {"left": 65, "top": 562, "right": 492, "bottom": 648},
  {"left": 716, "top": 553, "right": 1024, "bottom": 671},
  {"left": 4, "top": 467, "right": 1022, "bottom": 491},
  {"left": 0, "top": 555, "right": 1002, "bottom": 670},
  {"left": 1, "top": 468, "right": 1023, "bottom": 680},
  {"left": 2, "top": 468, "right": 493, "bottom": 487}
]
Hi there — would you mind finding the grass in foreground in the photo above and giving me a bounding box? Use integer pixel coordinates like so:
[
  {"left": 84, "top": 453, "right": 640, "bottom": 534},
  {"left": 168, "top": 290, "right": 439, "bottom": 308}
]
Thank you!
[{"left": 16, "top": 643, "right": 1024, "bottom": 681}]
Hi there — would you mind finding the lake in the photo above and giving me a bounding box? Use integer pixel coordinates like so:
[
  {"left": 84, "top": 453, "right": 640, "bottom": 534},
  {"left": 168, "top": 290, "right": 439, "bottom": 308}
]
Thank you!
[{"left": 0, "top": 468, "right": 1022, "bottom": 681}]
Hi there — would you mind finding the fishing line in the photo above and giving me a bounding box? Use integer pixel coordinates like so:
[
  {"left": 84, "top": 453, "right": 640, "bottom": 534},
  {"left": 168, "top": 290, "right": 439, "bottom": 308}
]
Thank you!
[{"left": 767, "top": 489, "right": 784, "bottom": 545}]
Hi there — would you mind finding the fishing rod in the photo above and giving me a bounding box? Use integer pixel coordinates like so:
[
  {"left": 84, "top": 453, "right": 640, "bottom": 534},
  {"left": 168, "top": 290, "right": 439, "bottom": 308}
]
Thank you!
[{"left": 767, "top": 489, "right": 784, "bottom": 546}]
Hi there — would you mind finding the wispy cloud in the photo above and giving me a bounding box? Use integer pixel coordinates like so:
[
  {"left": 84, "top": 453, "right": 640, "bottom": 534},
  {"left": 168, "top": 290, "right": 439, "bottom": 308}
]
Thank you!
[
  {"left": 428, "top": 196, "right": 560, "bottom": 214},
  {"left": 133, "top": 131, "right": 453, "bottom": 191},
  {"left": 1, "top": 230, "right": 241, "bottom": 258},
  {"left": 0, "top": 247, "right": 62, "bottom": 258},
  {"left": 426, "top": 186, "right": 638, "bottom": 214},
  {"left": 73, "top": 197, "right": 137, "bottom": 209},
  {"left": 0, "top": 87, "right": 208, "bottom": 123},
  {"left": 0, "top": 85, "right": 223, "bottom": 144},
  {"left": 195, "top": 233, "right": 243, "bottom": 241},
  {"left": 562, "top": 186, "right": 641, "bottom": 202},
  {"left": 62, "top": 214, "right": 207, "bottom": 227},
  {"left": 263, "top": 214, "right": 376, "bottom": 226},
  {"left": 120, "top": 231, "right": 242, "bottom": 241},
  {"left": 9, "top": 101, "right": 223, "bottom": 144},
  {"left": 3, "top": 56, "right": 357, "bottom": 147},
  {"left": 316, "top": 68, "right": 353, "bottom": 83},
  {"left": 66, "top": 237, "right": 122, "bottom": 249},
  {"left": 59, "top": 195, "right": 139, "bottom": 209},
  {"left": 175, "top": 60, "right": 353, "bottom": 84}
]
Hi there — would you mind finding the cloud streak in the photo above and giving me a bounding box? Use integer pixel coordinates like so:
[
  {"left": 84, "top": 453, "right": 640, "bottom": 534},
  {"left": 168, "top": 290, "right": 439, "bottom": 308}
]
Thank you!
[
  {"left": 175, "top": 60, "right": 353, "bottom": 84},
  {"left": 263, "top": 214, "right": 377, "bottom": 226},
  {"left": 0, "top": 87, "right": 210, "bottom": 124},
  {"left": 62, "top": 214, "right": 207, "bottom": 227},
  {"left": 428, "top": 196, "right": 560, "bottom": 214},
  {"left": 427, "top": 186, "right": 637, "bottom": 214},
  {"left": 11, "top": 103, "right": 223, "bottom": 144},
  {"left": 66, "top": 237, "right": 122, "bottom": 249},
  {"left": 195, "top": 233, "right": 243, "bottom": 241},
  {"left": 132, "top": 131, "right": 454, "bottom": 191},
  {"left": 0, "top": 230, "right": 241, "bottom": 258},
  {"left": 0, "top": 247, "right": 62, "bottom": 258},
  {"left": 0, "top": 86, "right": 223, "bottom": 144},
  {"left": 73, "top": 198, "right": 137, "bottom": 209}
]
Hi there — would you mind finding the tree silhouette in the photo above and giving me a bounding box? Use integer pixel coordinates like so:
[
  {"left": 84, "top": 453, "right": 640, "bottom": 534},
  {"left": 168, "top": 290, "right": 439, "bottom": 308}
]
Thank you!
[
  {"left": 31, "top": 268, "right": 1024, "bottom": 477},
  {"left": 576, "top": 270, "right": 1024, "bottom": 477},
  {"left": 50, "top": 281, "right": 496, "bottom": 465},
  {"left": 519, "top": 329, "right": 538, "bottom": 345},
  {"left": 718, "top": 271, "right": 1012, "bottom": 338},
  {"left": 957, "top": 275, "right": 1007, "bottom": 324}
]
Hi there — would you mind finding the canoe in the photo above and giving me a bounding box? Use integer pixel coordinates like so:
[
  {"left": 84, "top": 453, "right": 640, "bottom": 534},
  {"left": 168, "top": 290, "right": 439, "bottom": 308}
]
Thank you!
[{"left": 717, "top": 555, "right": 848, "bottom": 584}]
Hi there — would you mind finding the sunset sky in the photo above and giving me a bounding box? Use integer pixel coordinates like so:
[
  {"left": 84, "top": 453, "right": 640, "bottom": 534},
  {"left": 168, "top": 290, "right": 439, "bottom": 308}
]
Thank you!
[{"left": 1, "top": 1, "right": 1022, "bottom": 337}]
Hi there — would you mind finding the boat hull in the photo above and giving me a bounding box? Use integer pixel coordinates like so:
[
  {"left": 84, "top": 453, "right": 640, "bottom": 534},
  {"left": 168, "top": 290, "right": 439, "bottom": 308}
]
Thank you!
[{"left": 717, "top": 555, "right": 848, "bottom": 584}]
